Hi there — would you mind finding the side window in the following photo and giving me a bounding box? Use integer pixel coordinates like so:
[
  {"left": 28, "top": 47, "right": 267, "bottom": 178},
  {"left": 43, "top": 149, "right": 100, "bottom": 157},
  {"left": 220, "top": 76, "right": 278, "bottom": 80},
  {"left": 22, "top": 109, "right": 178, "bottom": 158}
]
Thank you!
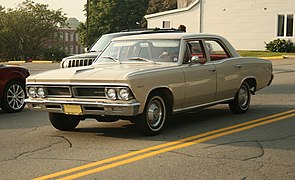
[
  {"left": 204, "top": 40, "right": 230, "bottom": 61},
  {"left": 183, "top": 40, "right": 206, "bottom": 64}
]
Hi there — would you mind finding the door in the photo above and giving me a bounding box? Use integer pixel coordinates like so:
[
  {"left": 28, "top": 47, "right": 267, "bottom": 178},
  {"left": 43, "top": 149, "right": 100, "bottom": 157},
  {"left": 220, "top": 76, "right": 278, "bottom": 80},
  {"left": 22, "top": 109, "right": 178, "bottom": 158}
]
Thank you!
[
  {"left": 204, "top": 39, "right": 243, "bottom": 100},
  {"left": 182, "top": 40, "right": 217, "bottom": 108}
]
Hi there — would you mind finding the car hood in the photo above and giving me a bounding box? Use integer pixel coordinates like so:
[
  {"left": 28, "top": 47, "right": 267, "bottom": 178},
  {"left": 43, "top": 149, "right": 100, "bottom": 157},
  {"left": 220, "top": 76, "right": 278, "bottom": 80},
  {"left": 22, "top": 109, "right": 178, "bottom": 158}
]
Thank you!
[
  {"left": 27, "top": 62, "right": 176, "bottom": 84},
  {"left": 64, "top": 52, "right": 101, "bottom": 59}
]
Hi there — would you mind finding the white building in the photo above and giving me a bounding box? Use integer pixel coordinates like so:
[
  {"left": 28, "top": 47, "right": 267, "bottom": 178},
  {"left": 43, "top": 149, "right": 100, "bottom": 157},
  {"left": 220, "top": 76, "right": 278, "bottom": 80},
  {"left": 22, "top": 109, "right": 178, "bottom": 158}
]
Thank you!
[{"left": 145, "top": 0, "right": 295, "bottom": 50}]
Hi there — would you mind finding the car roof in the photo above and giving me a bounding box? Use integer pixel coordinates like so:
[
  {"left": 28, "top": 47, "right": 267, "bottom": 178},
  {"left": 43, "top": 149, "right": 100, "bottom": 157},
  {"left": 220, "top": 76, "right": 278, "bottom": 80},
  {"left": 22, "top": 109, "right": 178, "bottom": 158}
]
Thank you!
[
  {"left": 112, "top": 33, "right": 225, "bottom": 41},
  {"left": 102, "top": 29, "right": 183, "bottom": 38}
]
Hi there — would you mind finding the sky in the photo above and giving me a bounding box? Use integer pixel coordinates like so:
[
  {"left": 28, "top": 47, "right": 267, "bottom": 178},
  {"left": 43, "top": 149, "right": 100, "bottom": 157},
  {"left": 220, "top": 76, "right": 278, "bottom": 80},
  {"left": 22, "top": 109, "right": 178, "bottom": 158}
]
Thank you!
[{"left": 1, "top": 0, "right": 86, "bottom": 22}]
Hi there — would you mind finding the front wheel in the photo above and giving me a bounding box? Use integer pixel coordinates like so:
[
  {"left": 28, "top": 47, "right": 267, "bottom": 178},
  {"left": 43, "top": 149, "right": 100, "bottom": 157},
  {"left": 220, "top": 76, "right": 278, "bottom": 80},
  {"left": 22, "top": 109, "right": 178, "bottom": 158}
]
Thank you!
[
  {"left": 135, "top": 94, "right": 167, "bottom": 136},
  {"left": 0, "top": 80, "right": 26, "bottom": 113},
  {"left": 49, "top": 113, "right": 80, "bottom": 131},
  {"left": 229, "top": 82, "right": 251, "bottom": 114}
]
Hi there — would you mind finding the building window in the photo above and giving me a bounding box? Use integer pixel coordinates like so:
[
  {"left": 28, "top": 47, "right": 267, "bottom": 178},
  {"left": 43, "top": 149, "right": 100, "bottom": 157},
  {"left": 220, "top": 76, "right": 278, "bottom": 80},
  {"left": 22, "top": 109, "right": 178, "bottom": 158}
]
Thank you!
[
  {"left": 65, "top": 32, "right": 69, "bottom": 42},
  {"left": 64, "top": 46, "right": 69, "bottom": 54},
  {"left": 70, "top": 32, "right": 74, "bottom": 41},
  {"left": 287, "top": 15, "right": 294, "bottom": 36},
  {"left": 277, "top": 15, "right": 285, "bottom": 36},
  {"left": 60, "top": 33, "right": 63, "bottom": 40},
  {"left": 277, "top": 14, "right": 294, "bottom": 37},
  {"left": 162, "top": 21, "right": 170, "bottom": 29},
  {"left": 70, "top": 45, "right": 74, "bottom": 54}
]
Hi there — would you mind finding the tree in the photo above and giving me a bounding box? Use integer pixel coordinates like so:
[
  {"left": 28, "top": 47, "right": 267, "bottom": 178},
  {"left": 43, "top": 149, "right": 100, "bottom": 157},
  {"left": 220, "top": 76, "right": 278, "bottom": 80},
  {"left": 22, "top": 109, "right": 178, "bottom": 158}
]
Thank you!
[
  {"left": 0, "top": 0, "right": 67, "bottom": 60},
  {"left": 146, "top": 0, "right": 177, "bottom": 15},
  {"left": 77, "top": 0, "right": 149, "bottom": 47},
  {"left": 77, "top": 0, "right": 178, "bottom": 47},
  {"left": 138, "top": 0, "right": 177, "bottom": 28}
]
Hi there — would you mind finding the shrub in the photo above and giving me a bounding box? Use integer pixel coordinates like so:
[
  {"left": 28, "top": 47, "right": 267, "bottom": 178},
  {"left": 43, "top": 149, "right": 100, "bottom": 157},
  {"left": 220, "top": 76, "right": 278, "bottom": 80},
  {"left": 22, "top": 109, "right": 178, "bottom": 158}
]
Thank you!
[
  {"left": 265, "top": 39, "right": 295, "bottom": 52},
  {"left": 42, "top": 47, "right": 66, "bottom": 62}
]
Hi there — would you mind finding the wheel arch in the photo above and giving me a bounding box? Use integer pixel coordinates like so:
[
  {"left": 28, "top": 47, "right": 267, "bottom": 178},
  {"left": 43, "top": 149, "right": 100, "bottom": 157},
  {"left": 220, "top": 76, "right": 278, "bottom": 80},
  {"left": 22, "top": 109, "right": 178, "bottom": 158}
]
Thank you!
[
  {"left": 242, "top": 77, "right": 257, "bottom": 95},
  {"left": 0, "top": 78, "right": 26, "bottom": 112},
  {"left": 0, "top": 77, "right": 25, "bottom": 103},
  {"left": 144, "top": 87, "right": 174, "bottom": 115}
]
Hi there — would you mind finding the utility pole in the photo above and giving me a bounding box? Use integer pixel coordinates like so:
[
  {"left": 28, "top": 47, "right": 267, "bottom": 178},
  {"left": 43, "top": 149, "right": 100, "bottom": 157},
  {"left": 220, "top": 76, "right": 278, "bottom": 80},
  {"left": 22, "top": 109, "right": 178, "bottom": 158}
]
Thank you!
[
  {"left": 199, "top": 0, "right": 203, "bottom": 33},
  {"left": 86, "top": 0, "right": 90, "bottom": 50}
]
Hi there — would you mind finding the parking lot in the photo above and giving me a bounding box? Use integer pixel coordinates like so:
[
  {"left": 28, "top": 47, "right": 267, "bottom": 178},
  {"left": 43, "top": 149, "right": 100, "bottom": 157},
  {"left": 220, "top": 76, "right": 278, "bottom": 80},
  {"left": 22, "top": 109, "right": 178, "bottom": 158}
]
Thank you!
[{"left": 1, "top": 59, "right": 294, "bottom": 179}]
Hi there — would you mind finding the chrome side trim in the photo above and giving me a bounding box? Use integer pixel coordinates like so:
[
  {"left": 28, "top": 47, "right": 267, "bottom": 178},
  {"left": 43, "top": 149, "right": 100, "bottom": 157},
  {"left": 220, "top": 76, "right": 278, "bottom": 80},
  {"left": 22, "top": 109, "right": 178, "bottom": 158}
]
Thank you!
[{"left": 174, "top": 98, "right": 234, "bottom": 113}]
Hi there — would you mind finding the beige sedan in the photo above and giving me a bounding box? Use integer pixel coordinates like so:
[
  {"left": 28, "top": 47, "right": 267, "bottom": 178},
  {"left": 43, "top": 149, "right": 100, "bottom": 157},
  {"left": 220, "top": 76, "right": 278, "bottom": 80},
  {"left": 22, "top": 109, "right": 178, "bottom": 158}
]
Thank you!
[{"left": 25, "top": 33, "right": 273, "bottom": 135}]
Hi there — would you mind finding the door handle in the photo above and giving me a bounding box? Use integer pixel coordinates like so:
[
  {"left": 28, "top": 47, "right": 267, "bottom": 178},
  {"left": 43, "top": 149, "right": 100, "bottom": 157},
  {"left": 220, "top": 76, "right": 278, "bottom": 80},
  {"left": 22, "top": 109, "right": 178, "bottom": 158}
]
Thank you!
[
  {"left": 208, "top": 69, "right": 216, "bottom": 72},
  {"left": 235, "top": 65, "right": 242, "bottom": 68}
]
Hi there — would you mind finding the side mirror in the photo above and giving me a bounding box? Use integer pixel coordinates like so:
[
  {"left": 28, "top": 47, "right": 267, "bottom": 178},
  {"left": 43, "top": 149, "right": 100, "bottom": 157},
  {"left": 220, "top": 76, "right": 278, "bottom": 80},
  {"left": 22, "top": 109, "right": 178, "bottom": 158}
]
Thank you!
[{"left": 190, "top": 56, "right": 206, "bottom": 65}]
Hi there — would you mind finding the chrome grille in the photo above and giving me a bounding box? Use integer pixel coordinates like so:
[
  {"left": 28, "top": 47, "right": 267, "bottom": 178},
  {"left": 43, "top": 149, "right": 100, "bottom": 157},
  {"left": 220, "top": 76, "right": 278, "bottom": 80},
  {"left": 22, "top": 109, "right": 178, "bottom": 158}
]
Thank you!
[
  {"left": 64, "top": 58, "right": 94, "bottom": 68},
  {"left": 73, "top": 86, "right": 106, "bottom": 98},
  {"left": 41, "top": 85, "right": 107, "bottom": 99},
  {"left": 46, "top": 87, "right": 71, "bottom": 97}
]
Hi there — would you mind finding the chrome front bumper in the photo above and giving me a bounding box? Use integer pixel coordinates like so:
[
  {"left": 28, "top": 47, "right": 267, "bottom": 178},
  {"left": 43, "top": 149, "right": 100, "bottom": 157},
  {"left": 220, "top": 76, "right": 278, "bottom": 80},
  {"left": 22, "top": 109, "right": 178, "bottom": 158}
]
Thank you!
[{"left": 25, "top": 98, "right": 140, "bottom": 116}]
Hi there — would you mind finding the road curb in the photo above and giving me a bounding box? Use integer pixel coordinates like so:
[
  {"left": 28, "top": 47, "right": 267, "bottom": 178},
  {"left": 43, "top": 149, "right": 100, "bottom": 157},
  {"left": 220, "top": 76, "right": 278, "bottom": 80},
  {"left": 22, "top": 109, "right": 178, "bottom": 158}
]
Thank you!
[
  {"left": 261, "top": 55, "right": 295, "bottom": 60},
  {"left": 260, "top": 56, "right": 283, "bottom": 60},
  {"left": 282, "top": 55, "right": 295, "bottom": 59},
  {"left": 31, "top": 60, "right": 53, "bottom": 64},
  {"left": 7, "top": 61, "right": 26, "bottom": 65},
  {"left": 6, "top": 60, "right": 54, "bottom": 64}
]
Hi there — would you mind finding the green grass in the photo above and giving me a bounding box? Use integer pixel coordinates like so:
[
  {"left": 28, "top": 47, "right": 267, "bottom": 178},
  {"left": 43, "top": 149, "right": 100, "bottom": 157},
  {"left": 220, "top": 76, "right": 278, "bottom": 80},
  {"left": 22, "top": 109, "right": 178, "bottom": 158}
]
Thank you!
[{"left": 237, "top": 50, "right": 295, "bottom": 57}]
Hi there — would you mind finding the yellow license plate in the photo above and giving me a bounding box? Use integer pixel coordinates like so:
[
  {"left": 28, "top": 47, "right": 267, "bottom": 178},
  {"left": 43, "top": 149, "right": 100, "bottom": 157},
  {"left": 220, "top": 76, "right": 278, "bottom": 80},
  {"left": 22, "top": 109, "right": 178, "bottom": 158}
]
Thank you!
[{"left": 63, "top": 104, "right": 82, "bottom": 115}]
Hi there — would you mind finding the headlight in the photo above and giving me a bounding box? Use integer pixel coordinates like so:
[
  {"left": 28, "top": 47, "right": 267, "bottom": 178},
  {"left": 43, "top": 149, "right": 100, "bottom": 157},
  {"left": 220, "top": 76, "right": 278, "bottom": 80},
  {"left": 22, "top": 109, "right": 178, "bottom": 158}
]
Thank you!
[
  {"left": 105, "top": 88, "right": 117, "bottom": 100},
  {"left": 118, "top": 88, "right": 133, "bottom": 100},
  {"left": 37, "top": 87, "right": 46, "bottom": 97},
  {"left": 27, "top": 86, "right": 46, "bottom": 98},
  {"left": 105, "top": 87, "right": 134, "bottom": 100},
  {"left": 28, "top": 87, "right": 37, "bottom": 97}
]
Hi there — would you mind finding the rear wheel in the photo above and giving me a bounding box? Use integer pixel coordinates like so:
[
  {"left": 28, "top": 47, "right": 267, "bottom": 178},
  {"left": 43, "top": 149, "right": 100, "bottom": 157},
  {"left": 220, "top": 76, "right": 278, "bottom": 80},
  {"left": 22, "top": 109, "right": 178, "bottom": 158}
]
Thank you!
[
  {"left": 1, "top": 80, "right": 26, "bottom": 113},
  {"left": 229, "top": 82, "right": 251, "bottom": 114},
  {"left": 49, "top": 113, "right": 80, "bottom": 131},
  {"left": 135, "top": 94, "right": 167, "bottom": 136}
]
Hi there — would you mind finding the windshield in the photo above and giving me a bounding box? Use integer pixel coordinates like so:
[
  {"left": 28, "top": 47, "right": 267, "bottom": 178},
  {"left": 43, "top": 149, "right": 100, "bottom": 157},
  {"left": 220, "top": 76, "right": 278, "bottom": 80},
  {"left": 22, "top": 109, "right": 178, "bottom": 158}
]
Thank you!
[
  {"left": 95, "top": 39, "right": 180, "bottom": 63},
  {"left": 89, "top": 35, "right": 113, "bottom": 52}
]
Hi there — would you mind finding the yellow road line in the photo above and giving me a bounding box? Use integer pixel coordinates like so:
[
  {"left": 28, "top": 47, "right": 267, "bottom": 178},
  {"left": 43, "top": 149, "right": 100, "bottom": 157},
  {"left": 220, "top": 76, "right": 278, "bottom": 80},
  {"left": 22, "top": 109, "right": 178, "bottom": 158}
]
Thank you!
[
  {"left": 34, "top": 109, "right": 295, "bottom": 180},
  {"left": 59, "top": 112, "right": 294, "bottom": 179}
]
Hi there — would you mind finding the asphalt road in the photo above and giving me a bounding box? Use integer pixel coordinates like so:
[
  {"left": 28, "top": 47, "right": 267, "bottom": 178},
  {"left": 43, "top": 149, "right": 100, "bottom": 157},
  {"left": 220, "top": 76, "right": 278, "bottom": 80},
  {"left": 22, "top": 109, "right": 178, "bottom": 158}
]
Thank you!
[{"left": 0, "top": 59, "right": 294, "bottom": 179}]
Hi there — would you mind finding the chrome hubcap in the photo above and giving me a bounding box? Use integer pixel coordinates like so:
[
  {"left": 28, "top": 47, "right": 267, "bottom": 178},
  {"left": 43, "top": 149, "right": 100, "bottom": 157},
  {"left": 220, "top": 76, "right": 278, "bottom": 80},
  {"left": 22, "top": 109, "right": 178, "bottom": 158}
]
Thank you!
[
  {"left": 7, "top": 84, "right": 25, "bottom": 110},
  {"left": 147, "top": 100, "right": 163, "bottom": 129},
  {"left": 238, "top": 85, "right": 248, "bottom": 108}
]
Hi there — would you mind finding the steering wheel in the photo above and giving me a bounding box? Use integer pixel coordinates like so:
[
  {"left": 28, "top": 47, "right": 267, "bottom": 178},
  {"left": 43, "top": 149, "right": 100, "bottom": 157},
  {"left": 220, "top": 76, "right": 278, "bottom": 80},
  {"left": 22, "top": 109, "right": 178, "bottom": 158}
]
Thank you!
[{"left": 158, "top": 51, "right": 169, "bottom": 59}]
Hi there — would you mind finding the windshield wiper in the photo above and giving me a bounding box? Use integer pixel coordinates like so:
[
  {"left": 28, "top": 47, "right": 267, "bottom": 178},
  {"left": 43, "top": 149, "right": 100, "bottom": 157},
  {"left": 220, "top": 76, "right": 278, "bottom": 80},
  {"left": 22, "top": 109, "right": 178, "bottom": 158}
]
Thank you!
[
  {"left": 128, "top": 57, "right": 155, "bottom": 64},
  {"left": 101, "top": 56, "right": 119, "bottom": 62}
]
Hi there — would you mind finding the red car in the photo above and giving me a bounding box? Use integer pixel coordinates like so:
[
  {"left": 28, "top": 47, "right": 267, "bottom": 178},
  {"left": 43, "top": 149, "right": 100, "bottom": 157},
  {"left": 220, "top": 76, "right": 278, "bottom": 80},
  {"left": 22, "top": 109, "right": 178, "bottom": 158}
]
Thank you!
[{"left": 0, "top": 64, "right": 30, "bottom": 112}]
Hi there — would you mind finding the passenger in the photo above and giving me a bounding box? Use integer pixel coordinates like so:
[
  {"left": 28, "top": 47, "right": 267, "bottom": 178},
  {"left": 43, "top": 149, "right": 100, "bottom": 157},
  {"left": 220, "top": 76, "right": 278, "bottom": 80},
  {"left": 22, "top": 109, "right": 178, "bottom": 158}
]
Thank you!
[{"left": 178, "top": 25, "right": 186, "bottom": 32}]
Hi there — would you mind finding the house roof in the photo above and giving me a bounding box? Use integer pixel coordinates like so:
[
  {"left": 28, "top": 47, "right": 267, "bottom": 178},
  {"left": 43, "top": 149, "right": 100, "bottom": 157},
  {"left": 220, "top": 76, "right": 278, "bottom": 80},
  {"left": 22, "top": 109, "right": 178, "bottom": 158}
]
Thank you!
[{"left": 144, "top": 0, "right": 199, "bottom": 19}]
